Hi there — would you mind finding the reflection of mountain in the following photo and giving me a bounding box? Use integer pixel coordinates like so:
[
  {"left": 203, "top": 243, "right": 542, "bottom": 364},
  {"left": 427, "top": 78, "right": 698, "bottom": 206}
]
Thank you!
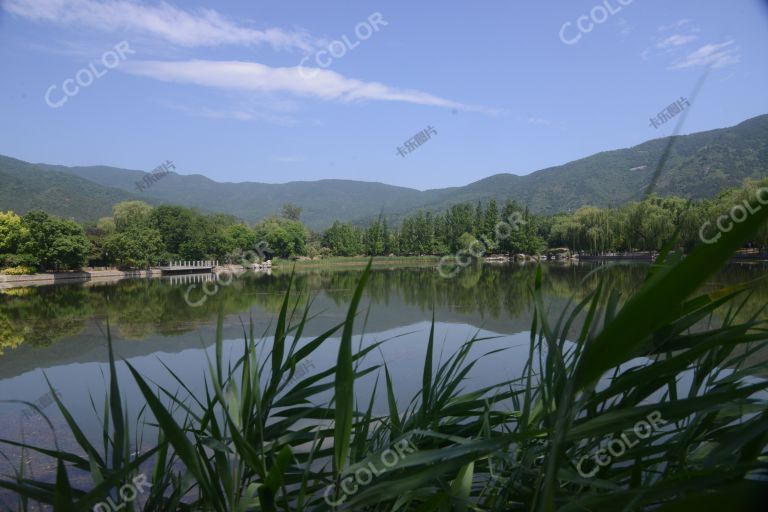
[{"left": 1, "top": 263, "right": 767, "bottom": 380}]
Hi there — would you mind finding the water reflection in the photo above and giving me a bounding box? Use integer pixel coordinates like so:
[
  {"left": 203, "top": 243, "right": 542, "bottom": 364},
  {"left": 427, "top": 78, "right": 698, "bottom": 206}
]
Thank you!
[
  {"left": 1, "top": 261, "right": 767, "bottom": 487},
  {"left": 2, "top": 262, "right": 768, "bottom": 368}
]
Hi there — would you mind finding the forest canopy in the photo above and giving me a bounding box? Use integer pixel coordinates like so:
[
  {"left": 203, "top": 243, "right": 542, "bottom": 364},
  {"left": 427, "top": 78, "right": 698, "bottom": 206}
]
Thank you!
[{"left": 1, "top": 178, "right": 767, "bottom": 271}]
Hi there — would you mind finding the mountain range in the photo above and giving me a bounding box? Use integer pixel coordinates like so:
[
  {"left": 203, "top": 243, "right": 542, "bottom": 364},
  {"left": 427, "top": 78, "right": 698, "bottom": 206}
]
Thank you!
[{"left": 1, "top": 114, "right": 767, "bottom": 230}]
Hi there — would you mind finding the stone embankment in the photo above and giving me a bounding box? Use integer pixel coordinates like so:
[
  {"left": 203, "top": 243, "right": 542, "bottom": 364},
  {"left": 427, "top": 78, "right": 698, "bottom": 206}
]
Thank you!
[{"left": 0, "top": 269, "right": 161, "bottom": 289}]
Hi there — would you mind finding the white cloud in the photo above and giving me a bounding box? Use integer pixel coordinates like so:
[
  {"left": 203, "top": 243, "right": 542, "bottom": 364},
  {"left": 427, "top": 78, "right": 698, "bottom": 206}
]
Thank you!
[
  {"left": 4, "top": 0, "right": 319, "bottom": 52},
  {"left": 669, "top": 40, "right": 741, "bottom": 69},
  {"left": 644, "top": 21, "right": 702, "bottom": 63},
  {"left": 122, "top": 59, "right": 498, "bottom": 113},
  {"left": 656, "top": 34, "right": 698, "bottom": 49},
  {"left": 658, "top": 19, "right": 692, "bottom": 32}
]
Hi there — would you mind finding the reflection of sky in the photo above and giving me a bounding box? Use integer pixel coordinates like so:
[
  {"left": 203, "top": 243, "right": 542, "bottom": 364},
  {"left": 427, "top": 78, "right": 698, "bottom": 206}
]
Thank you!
[
  {"left": 0, "top": 322, "right": 532, "bottom": 440},
  {"left": 0, "top": 321, "right": 532, "bottom": 490}
]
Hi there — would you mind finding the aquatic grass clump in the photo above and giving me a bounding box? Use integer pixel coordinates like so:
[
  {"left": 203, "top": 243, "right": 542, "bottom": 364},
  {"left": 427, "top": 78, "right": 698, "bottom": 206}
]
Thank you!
[{"left": 2, "top": 207, "right": 768, "bottom": 510}]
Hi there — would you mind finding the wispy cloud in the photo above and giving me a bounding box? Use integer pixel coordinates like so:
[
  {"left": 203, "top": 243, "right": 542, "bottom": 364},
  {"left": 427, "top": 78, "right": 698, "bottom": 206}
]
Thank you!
[
  {"left": 658, "top": 19, "right": 692, "bottom": 32},
  {"left": 616, "top": 18, "right": 632, "bottom": 37},
  {"left": 669, "top": 40, "right": 740, "bottom": 69},
  {"left": 123, "top": 59, "right": 499, "bottom": 113},
  {"left": 4, "top": 0, "right": 319, "bottom": 52},
  {"left": 642, "top": 20, "right": 736, "bottom": 71},
  {"left": 157, "top": 100, "right": 298, "bottom": 127},
  {"left": 656, "top": 34, "right": 698, "bottom": 50}
]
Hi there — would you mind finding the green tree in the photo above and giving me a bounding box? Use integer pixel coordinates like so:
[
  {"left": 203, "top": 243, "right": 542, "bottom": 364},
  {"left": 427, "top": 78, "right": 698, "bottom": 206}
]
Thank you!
[
  {"left": 382, "top": 218, "right": 393, "bottom": 255},
  {"left": 483, "top": 199, "right": 500, "bottom": 242},
  {"left": 363, "top": 219, "right": 386, "bottom": 256},
  {"left": 444, "top": 204, "right": 476, "bottom": 252},
  {"left": 323, "top": 221, "right": 363, "bottom": 256},
  {"left": 113, "top": 201, "right": 153, "bottom": 232},
  {"left": 281, "top": 203, "right": 303, "bottom": 221},
  {"left": 223, "top": 223, "right": 258, "bottom": 258},
  {"left": 0, "top": 211, "right": 26, "bottom": 256},
  {"left": 103, "top": 227, "right": 164, "bottom": 268},
  {"left": 20, "top": 210, "right": 91, "bottom": 270},
  {"left": 96, "top": 217, "right": 117, "bottom": 235},
  {"left": 254, "top": 217, "right": 309, "bottom": 258},
  {"left": 412, "top": 212, "right": 436, "bottom": 255},
  {"left": 150, "top": 205, "right": 196, "bottom": 258}
]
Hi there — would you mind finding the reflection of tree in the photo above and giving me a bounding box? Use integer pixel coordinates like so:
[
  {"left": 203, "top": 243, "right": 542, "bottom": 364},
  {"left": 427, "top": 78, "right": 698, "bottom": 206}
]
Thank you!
[
  {"left": 704, "top": 263, "right": 768, "bottom": 324},
  {"left": 1, "top": 262, "right": 767, "bottom": 356},
  {"left": 0, "top": 285, "right": 91, "bottom": 351},
  {"left": 0, "top": 314, "right": 24, "bottom": 355}
]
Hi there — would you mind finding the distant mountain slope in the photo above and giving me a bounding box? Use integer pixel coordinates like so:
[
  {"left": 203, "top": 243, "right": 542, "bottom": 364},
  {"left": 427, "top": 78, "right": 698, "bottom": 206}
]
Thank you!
[
  {"left": 37, "top": 162, "right": 424, "bottom": 229},
  {"left": 398, "top": 114, "right": 768, "bottom": 219},
  {"left": 0, "top": 155, "right": 148, "bottom": 222},
  {"left": 2, "top": 113, "right": 767, "bottom": 229}
]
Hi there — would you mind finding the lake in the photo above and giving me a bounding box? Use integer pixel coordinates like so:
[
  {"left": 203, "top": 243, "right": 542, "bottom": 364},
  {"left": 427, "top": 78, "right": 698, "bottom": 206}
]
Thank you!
[{"left": 1, "top": 260, "right": 767, "bottom": 487}]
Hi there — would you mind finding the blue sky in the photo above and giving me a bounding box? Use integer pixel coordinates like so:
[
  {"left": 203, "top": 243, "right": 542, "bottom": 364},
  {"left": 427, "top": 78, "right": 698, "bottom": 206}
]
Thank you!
[{"left": 0, "top": 0, "right": 766, "bottom": 190}]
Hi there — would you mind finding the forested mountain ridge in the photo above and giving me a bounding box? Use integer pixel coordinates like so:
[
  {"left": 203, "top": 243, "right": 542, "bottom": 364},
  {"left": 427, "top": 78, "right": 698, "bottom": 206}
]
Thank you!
[
  {"left": 401, "top": 113, "right": 768, "bottom": 218},
  {"left": 1, "top": 113, "right": 766, "bottom": 229},
  {"left": 0, "top": 155, "right": 153, "bottom": 223}
]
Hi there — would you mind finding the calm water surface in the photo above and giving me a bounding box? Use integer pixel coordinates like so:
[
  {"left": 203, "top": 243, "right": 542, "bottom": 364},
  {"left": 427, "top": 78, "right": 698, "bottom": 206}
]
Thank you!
[{"left": 1, "top": 261, "right": 767, "bottom": 483}]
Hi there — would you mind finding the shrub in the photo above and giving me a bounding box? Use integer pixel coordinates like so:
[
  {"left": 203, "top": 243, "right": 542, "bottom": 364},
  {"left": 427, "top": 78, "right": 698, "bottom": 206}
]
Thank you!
[{"left": 1, "top": 265, "right": 37, "bottom": 275}]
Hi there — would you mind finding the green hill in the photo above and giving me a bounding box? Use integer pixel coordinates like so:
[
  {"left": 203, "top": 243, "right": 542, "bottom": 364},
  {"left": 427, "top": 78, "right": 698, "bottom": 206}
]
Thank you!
[
  {"left": 2, "top": 114, "right": 767, "bottom": 229},
  {"left": 0, "top": 155, "right": 151, "bottom": 223},
  {"left": 402, "top": 114, "right": 768, "bottom": 217}
]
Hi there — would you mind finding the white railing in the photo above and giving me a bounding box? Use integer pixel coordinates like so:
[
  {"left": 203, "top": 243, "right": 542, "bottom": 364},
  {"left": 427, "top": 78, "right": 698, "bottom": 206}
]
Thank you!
[{"left": 165, "top": 261, "right": 218, "bottom": 268}]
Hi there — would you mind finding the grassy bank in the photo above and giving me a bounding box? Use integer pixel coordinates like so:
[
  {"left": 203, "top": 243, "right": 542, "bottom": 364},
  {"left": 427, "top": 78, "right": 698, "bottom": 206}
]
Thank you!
[{"left": 2, "top": 208, "right": 768, "bottom": 510}]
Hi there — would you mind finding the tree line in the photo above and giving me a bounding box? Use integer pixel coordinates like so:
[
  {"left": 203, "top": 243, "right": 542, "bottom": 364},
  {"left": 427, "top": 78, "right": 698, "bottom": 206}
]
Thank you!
[{"left": 1, "top": 179, "right": 766, "bottom": 272}]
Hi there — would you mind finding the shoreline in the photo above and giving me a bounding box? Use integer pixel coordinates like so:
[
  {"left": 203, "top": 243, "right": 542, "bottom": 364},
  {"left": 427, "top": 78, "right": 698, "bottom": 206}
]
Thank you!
[
  {"left": 2, "top": 253, "right": 765, "bottom": 290},
  {"left": 0, "top": 268, "right": 162, "bottom": 289}
]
